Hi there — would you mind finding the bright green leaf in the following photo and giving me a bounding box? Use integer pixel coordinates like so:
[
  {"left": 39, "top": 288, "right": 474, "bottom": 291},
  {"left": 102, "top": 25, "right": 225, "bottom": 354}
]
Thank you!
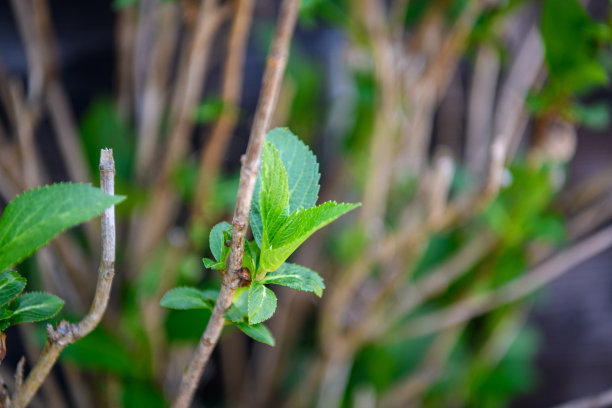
[
  {"left": 7, "top": 292, "right": 63, "bottom": 326},
  {"left": 260, "top": 201, "right": 360, "bottom": 272},
  {"left": 263, "top": 262, "right": 325, "bottom": 297},
  {"left": 232, "top": 321, "right": 275, "bottom": 346},
  {"left": 203, "top": 257, "right": 224, "bottom": 271},
  {"left": 0, "top": 270, "right": 26, "bottom": 309},
  {"left": 0, "top": 183, "right": 125, "bottom": 272},
  {"left": 259, "top": 142, "right": 290, "bottom": 247},
  {"left": 248, "top": 281, "right": 277, "bottom": 325},
  {"left": 160, "top": 287, "right": 217, "bottom": 310},
  {"left": 209, "top": 221, "right": 232, "bottom": 261},
  {"left": 251, "top": 128, "right": 320, "bottom": 245}
]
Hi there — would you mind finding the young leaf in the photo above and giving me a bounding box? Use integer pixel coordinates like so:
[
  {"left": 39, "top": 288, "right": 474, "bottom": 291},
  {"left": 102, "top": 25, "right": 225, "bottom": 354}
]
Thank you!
[
  {"left": 160, "top": 287, "right": 217, "bottom": 310},
  {"left": 247, "top": 281, "right": 277, "bottom": 325},
  {"left": 251, "top": 128, "right": 320, "bottom": 245},
  {"left": 267, "top": 128, "right": 320, "bottom": 212},
  {"left": 263, "top": 263, "right": 325, "bottom": 297},
  {"left": 209, "top": 221, "right": 232, "bottom": 261},
  {"left": 0, "top": 183, "right": 125, "bottom": 271},
  {"left": 259, "top": 142, "right": 290, "bottom": 246},
  {"left": 7, "top": 292, "right": 63, "bottom": 326},
  {"left": 225, "top": 289, "right": 275, "bottom": 346},
  {"left": 232, "top": 321, "right": 275, "bottom": 346},
  {"left": 260, "top": 201, "right": 360, "bottom": 272},
  {"left": 0, "top": 270, "right": 27, "bottom": 309}
]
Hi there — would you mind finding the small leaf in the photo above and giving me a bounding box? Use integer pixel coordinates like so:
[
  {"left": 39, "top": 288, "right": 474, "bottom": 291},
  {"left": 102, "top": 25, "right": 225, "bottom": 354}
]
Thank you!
[
  {"left": 0, "top": 183, "right": 125, "bottom": 272},
  {"left": 8, "top": 292, "right": 63, "bottom": 325},
  {"left": 0, "top": 270, "right": 26, "bottom": 308},
  {"left": 260, "top": 201, "right": 360, "bottom": 272},
  {"left": 247, "top": 282, "right": 277, "bottom": 325},
  {"left": 232, "top": 321, "right": 275, "bottom": 346},
  {"left": 202, "top": 258, "right": 224, "bottom": 271},
  {"left": 209, "top": 221, "right": 232, "bottom": 261},
  {"left": 263, "top": 263, "right": 325, "bottom": 297},
  {"left": 160, "top": 287, "right": 217, "bottom": 310}
]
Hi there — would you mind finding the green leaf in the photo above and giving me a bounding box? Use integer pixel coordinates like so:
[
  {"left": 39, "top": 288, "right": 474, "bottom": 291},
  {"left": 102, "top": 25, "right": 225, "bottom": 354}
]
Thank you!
[
  {"left": 541, "top": 0, "right": 608, "bottom": 93},
  {"left": 0, "top": 183, "right": 125, "bottom": 272},
  {"left": 232, "top": 321, "right": 275, "bottom": 346},
  {"left": 209, "top": 221, "right": 232, "bottom": 261},
  {"left": 203, "top": 258, "right": 223, "bottom": 271},
  {"left": 259, "top": 142, "right": 291, "bottom": 247},
  {"left": 225, "top": 289, "right": 275, "bottom": 346},
  {"left": 268, "top": 128, "right": 320, "bottom": 212},
  {"left": 247, "top": 282, "right": 277, "bottom": 325},
  {"left": 7, "top": 292, "right": 63, "bottom": 325},
  {"left": 0, "top": 270, "right": 26, "bottom": 309},
  {"left": 160, "top": 287, "right": 217, "bottom": 310},
  {"left": 260, "top": 201, "right": 360, "bottom": 272},
  {"left": 251, "top": 128, "right": 320, "bottom": 245},
  {"left": 263, "top": 263, "right": 325, "bottom": 297}
]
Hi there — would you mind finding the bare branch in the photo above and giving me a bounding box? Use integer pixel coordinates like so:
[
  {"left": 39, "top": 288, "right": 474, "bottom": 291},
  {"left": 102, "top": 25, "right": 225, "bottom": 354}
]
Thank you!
[
  {"left": 193, "top": 0, "right": 255, "bottom": 220},
  {"left": 398, "top": 223, "right": 612, "bottom": 340},
  {"left": 171, "top": 1, "right": 301, "bottom": 407},
  {"left": 11, "top": 149, "right": 119, "bottom": 408}
]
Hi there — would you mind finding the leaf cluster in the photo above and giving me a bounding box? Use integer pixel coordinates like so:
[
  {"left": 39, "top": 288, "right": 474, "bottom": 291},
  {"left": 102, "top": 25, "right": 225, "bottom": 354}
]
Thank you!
[{"left": 162, "top": 128, "right": 359, "bottom": 344}]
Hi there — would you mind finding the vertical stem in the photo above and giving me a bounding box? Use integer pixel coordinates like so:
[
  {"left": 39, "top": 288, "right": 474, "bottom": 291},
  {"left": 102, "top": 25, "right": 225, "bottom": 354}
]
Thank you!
[
  {"left": 11, "top": 150, "right": 119, "bottom": 408},
  {"left": 171, "top": 1, "right": 301, "bottom": 407}
]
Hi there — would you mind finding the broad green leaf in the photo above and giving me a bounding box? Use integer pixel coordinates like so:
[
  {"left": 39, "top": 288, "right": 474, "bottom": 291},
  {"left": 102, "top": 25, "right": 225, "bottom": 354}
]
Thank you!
[
  {"left": 232, "top": 321, "right": 275, "bottom": 346},
  {"left": 0, "top": 270, "right": 26, "bottom": 309},
  {"left": 0, "top": 309, "right": 12, "bottom": 320},
  {"left": 7, "top": 292, "right": 63, "bottom": 326},
  {"left": 263, "top": 263, "right": 325, "bottom": 297},
  {"left": 259, "top": 142, "right": 290, "bottom": 247},
  {"left": 209, "top": 221, "right": 232, "bottom": 261},
  {"left": 268, "top": 128, "right": 320, "bottom": 212},
  {"left": 0, "top": 183, "right": 125, "bottom": 272},
  {"left": 226, "top": 289, "right": 275, "bottom": 345},
  {"left": 160, "top": 287, "right": 217, "bottom": 310},
  {"left": 260, "top": 201, "right": 360, "bottom": 272},
  {"left": 248, "top": 282, "right": 277, "bottom": 325},
  {"left": 251, "top": 128, "right": 320, "bottom": 245}
]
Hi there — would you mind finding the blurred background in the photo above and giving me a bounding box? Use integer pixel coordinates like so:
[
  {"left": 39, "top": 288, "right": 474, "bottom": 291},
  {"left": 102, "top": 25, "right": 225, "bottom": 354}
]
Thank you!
[{"left": 1, "top": 0, "right": 612, "bottom": 407}]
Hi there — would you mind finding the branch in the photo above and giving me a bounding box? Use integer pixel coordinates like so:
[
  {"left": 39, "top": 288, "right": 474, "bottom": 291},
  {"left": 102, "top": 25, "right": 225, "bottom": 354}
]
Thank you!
[
  {"left": 11, "top": 149, "right": 118, "bottom": 408},
  {"left": 397, "top": 223, "right": 612, "bottom": 340},
  {"left": 171, "top": 1, "right": 301, "bottom": 407},
  {"left": 193, "top": 0, "right": 255, "bottom": 220}
]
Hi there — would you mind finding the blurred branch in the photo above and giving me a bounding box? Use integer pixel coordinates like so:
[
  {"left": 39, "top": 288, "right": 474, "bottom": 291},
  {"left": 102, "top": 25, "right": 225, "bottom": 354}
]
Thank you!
[
  {"left": 398, "top": 223, "right": 612, "bottom": 339},
  {"left": 193, "top": 0, "right": 256, "bottom": 222},
  {"left": 12, "top": 150, "right": 119, "bottom": 408},
  {"left": 133, "top": 0, "right": 228, "bottom": 270},
  {"left": 171, "top": 1, "right": 300, "bottom": 406}
]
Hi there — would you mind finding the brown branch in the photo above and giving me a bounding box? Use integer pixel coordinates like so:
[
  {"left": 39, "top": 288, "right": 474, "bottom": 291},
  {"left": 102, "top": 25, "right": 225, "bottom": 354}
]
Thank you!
[
  {"left": 132, "top": 0, "right": 228, "bottom": 270},
  {"left": 397, "top": 223, "right": 612, "bottom": 340},
  {"left": 11, "top": 149, "right": 119, "bottom": 408},
  {"left": 192, "top": 0, "right": 255, "bottom": 221},
  {"left": 171, "top": 0, "right": 301, "bottom": 406}
]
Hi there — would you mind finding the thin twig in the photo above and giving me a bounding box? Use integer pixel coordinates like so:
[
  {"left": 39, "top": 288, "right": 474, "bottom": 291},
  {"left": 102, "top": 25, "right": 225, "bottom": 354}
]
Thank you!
[
  {"left": 193, "top": 0, "right": 255, "bottom": 221},
  {"left": 171, "top": 1, "right": 300, "bottom": 407},
  {"left": 11, "top": 149, "right": 119, "bottom": 408},
  {"left": 398, "top": 223, "right": 612, "bottom": 340}
]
